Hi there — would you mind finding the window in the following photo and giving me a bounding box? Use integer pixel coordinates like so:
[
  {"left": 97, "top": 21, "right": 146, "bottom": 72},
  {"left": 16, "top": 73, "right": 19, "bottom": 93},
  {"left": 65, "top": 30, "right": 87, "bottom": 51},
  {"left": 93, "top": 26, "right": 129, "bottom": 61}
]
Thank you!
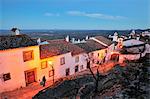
[
  {"left": 87, "top": 61, "right": 90, "bottom": 68},
  {"left": 89, "top": 53, "right": 94, "bottom": 58},
  {"left": 49, "top": 70, "right": 54, "bottom": 77},
  {"left": 41, "top": 61, "right": 47, "bottom": 69},
  {"left": 75, "top": 56, "right": 79, "bottom": 63},
  {"left": 66, "top": 68, "right": 70, "bottom": 76},
  {"left": 60, "top": 57, "right": 65, "bottom": 65},
  {"left": 105, "top": 50, "right": 107, "bottom": 53},
  {"left": 3, "top": 73, "right": 11, "bottom": 81},
  {"left": 80, "top": 65, "right": 84, "bottom": 70},
  {"left": 92, "top": 59, "right": 95, "bottom": 63},
  {"left": 75, "top": 65, "right": 79, "bottom": 73},
  {"left": 23, "top": 50, "right": 34, "bottom": 62},
  {"left": 100, "top": 53, "right": 104, "bottom": 59},
  {"left": 91, "top": 53, "right": 94, "bottom": 56}
]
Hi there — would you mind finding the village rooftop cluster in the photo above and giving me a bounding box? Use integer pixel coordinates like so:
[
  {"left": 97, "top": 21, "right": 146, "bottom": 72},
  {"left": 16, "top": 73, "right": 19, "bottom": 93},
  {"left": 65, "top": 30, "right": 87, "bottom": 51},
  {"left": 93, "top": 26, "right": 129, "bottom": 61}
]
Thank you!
[{"left": 0, "top": 28, "right": 150, "bottom": 93}]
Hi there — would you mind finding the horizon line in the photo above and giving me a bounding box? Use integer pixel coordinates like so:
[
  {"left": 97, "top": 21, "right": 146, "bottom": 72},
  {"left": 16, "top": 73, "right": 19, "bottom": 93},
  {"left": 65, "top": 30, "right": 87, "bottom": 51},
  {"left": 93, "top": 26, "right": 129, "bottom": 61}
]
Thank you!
[{"left": 0, "top": 28, "right": 149, "bottom": 31}]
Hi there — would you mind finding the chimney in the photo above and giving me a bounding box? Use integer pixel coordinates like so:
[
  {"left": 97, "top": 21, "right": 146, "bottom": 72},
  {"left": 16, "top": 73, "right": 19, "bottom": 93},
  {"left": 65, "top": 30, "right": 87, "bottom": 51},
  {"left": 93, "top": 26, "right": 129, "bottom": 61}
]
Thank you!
[
  {"left": 86, "top": 35, "right": 89, "bottom": 40},
  {"left": 136, "top": 36, "right": 140, "bottom": 40},
  {"left": 65, "top": 35, "right": 69, "bottom": 42},
  {"left": 77, "top": 39, "right": 80, "bottom": 43},
  {"left": 71, "top": 38, "right": 75, "bottom": 43},
  {"left": 37, "top": 38, "right": 41, "bottom": 44},
  {"left": 131, "top": 30, "right": 135, "bottom": 35},
  {"left": 81, "top": 39, "right": 85, "bottom": 42},
  {"left": 113, "top": 32, "right": 118, "bottom": 42},
  {"left": 11, "top": 28, "right": 20, "bottom": 35}
]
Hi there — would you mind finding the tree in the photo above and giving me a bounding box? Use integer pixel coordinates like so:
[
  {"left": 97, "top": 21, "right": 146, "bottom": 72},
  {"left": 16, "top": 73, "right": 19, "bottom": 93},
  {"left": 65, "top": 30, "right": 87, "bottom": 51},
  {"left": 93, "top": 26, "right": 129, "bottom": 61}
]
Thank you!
[{"left": 86, "top": 59, "right": 105, "bottom": 93}]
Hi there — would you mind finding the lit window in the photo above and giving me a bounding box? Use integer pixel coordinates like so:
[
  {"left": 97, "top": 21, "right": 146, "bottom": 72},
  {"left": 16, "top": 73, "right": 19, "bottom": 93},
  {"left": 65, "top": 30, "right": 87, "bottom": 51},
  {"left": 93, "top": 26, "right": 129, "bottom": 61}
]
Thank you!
[
  {"left": 101, "top": 53, "right": 104, "bottom": 59},
  {"left": 75, "top": 56, "right": 79, "bottom": 63},
  {"left": 49, "top": 70, "right": 54, "bottom": 77},
  {"left": 105, "top": 50, "right": 107, "bottom": 53},
  {"left": 23, "top": 50, "right": 34, "bottom": 62},
  {"left": 3, "top": 73, "right": 11, "bottom": 81},
  {"left": 66, "top": 68, "right": 70, "bottom": 76},
  {"left": 75, "top": 65, "right": 79, "bottom": 72},
  {"left": 41, "top": 61, "right": 47, "bottom": 69},
  {"left": 60, "top": 57, "right": 65, "bottom": 65}
]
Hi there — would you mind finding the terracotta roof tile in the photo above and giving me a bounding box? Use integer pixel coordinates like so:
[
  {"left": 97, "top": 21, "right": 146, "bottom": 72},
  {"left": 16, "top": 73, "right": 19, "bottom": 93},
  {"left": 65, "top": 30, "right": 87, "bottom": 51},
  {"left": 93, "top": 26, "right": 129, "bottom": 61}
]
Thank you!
[
  {"left": 40, "top": 39, "right": 85, "bottom": 59},
  {"left": 94, "top": 36, "right": 113, "bottom": 46},
  {"left": 75, "top": 39, "right": 106, "bottom": 53}
]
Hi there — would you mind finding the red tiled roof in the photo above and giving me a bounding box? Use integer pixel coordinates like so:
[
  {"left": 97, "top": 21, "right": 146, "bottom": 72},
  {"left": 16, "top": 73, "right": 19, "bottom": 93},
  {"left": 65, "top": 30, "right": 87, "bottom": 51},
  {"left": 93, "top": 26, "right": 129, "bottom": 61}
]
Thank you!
[
  {"left": 40, "top": 39, "right": 85, "bottom": 59},
  {"left": 94, "top": 36, "right": 113, "bottom": 46},
  {"left": 75, "top": 39, "right": 106, "bottom": 53}
]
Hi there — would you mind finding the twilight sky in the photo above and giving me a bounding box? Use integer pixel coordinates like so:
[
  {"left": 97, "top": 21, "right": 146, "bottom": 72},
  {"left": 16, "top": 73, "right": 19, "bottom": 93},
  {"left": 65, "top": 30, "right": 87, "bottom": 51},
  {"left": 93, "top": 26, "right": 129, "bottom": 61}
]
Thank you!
[{"left": 0, "top": 0, "right": 149, "bottom": 30}]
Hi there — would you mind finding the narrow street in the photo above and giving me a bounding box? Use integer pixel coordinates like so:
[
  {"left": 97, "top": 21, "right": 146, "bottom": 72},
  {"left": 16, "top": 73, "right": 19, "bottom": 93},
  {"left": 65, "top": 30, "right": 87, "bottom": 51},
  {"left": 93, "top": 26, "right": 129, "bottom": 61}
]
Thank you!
[
  {"left": 0, "top": 61, "right": 119, "bottom": 99},
  {"left": 0, "top": 80, "right": 54, "bottom": 99}
]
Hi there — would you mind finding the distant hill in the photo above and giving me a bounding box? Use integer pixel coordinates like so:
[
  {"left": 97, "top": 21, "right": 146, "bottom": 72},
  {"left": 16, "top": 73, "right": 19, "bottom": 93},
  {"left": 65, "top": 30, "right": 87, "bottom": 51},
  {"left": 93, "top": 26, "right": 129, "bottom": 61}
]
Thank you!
[{"left": 0, "top": 29, "right": 149, "bottom": 40}]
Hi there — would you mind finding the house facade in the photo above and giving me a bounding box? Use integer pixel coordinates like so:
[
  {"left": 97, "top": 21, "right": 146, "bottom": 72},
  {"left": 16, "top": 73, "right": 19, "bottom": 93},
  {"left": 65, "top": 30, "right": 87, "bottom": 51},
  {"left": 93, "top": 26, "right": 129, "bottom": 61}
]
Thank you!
[
  {"left": 39, "top": 40, "right": 87, "bottom": 82},
  {"left": 0, "top": 34, "right": 116, "bottom": 93},
  {"left": 76, "top": 39, "right": 108, "bottom": 67},
  {"left": 0, "top": 36, "right": 88, "bottom": 93},
  {"left": 0, "top": 34, "right": 40, "bottom": 93},
  {"left": 90, "top": 36, "right": 115, "bottom": 62},
  {"left": 0, "top": 46, "right": 40, "bottom": 93}
]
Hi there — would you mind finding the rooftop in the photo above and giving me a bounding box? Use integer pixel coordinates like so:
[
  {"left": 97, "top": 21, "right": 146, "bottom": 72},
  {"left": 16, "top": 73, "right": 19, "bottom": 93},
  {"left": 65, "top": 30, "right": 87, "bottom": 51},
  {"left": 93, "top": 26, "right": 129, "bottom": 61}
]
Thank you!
[
  {"left": 0, "top": 34, "right": 38, "bottom": 50},
  {"left": 123, "top": 39, "right": 145, "bottom": 48},
  {"left": 40, "top": 39, "right": 85, "bottom": 59},
  {"left": 75, "top": 39, "right": 106, "bottom": 53},
  {"left": 94, "top": 36, "right": 113, "bottom": 46}
]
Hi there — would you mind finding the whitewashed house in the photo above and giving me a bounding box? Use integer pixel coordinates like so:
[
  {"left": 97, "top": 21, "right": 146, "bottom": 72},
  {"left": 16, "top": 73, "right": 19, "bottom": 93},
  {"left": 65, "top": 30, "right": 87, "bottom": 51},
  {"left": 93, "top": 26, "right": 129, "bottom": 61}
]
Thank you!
[
  {"left": 121, "top": 39, "right": 146, "bottom": 54},
  {"left": 0, "top": 34, "right": 40, "bottom": 93},
  {"left": 0, "top": 35, "right": 88, "bottom": 93},
  {"left": 39, "top": 39, "right": 87, "bottom": 82},
  {"left": 118, "top": 39, "right": 150, "bottom": 63},
  {"left": 75, "top": 39, "right": 108, "bottom": 67},
  {"left": 90, "top": 36, "right": 115, "bottom": 62}
]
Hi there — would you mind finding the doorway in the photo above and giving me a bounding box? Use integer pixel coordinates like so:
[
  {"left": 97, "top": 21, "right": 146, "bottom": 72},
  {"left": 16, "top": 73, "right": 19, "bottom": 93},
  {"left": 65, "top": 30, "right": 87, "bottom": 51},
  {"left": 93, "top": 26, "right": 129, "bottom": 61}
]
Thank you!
[
  {"left": 111, "top": 54, "right": 119, "bottom": 62},
  {"left": 25, "top": 69, "right": 36, "bottom": 86}
]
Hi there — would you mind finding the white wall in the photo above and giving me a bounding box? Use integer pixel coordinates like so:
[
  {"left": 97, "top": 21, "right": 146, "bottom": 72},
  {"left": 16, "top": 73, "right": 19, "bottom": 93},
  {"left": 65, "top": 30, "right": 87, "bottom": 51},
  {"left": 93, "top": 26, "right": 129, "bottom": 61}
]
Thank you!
[
  {"left": 105, "top": 44, "right": 115, "bottom": 61},
  {"left": 72, "top": 53, "right": 88, "bottom": 72},
  {"left": 0, "top": 46, "right": 88, "bottom": 93},
  {"left": 39, "top": 52, "right": 72, "bottom": 81},
  {"left": 0, "top": 46, "right": 40, "bottom": 93},
  {"left": 39, "top": 52, "right": 88, "bottom": 82}
]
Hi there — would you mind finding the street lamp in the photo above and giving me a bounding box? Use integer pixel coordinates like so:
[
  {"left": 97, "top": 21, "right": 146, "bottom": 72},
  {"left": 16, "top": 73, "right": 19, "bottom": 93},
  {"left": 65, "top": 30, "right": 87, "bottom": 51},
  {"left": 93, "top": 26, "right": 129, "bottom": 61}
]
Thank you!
[{"left": 48, "top": 61, "right": 54, "bottom": 85}]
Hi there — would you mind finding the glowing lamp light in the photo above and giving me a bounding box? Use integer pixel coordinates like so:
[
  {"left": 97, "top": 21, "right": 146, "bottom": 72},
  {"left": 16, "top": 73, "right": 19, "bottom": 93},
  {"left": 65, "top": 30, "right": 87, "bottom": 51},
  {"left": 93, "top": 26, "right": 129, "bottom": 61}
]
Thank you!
[{"left": 48, "top": 61, "right": 53, "bottom": 65}]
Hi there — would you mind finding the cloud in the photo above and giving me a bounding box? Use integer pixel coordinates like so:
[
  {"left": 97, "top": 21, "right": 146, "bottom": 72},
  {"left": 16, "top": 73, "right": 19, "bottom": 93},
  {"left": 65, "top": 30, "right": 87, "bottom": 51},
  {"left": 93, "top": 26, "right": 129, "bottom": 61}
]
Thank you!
[
  {"left": 44, "top": 12, "right": 60, "bottom": 16},
  {"left": 67, "top": 11, "right": 126, "bottom": 20}
]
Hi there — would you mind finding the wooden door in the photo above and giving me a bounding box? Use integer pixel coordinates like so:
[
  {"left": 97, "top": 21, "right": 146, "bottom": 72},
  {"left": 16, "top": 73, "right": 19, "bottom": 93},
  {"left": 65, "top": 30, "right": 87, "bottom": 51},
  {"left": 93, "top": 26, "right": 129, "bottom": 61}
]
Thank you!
[{"left": 25, "top": 70, "right": 36, "bottom": 85}]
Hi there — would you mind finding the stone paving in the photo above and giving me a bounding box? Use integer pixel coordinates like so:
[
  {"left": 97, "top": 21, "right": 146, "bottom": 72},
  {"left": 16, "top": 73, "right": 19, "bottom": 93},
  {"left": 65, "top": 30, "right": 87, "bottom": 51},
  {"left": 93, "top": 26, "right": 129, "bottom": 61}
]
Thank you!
[
  {"left": 0, "top": 80, "right": 54, "bottom": 99},
  {"left": 0, "top": 61, "right": 119, "bottom": 99}
]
